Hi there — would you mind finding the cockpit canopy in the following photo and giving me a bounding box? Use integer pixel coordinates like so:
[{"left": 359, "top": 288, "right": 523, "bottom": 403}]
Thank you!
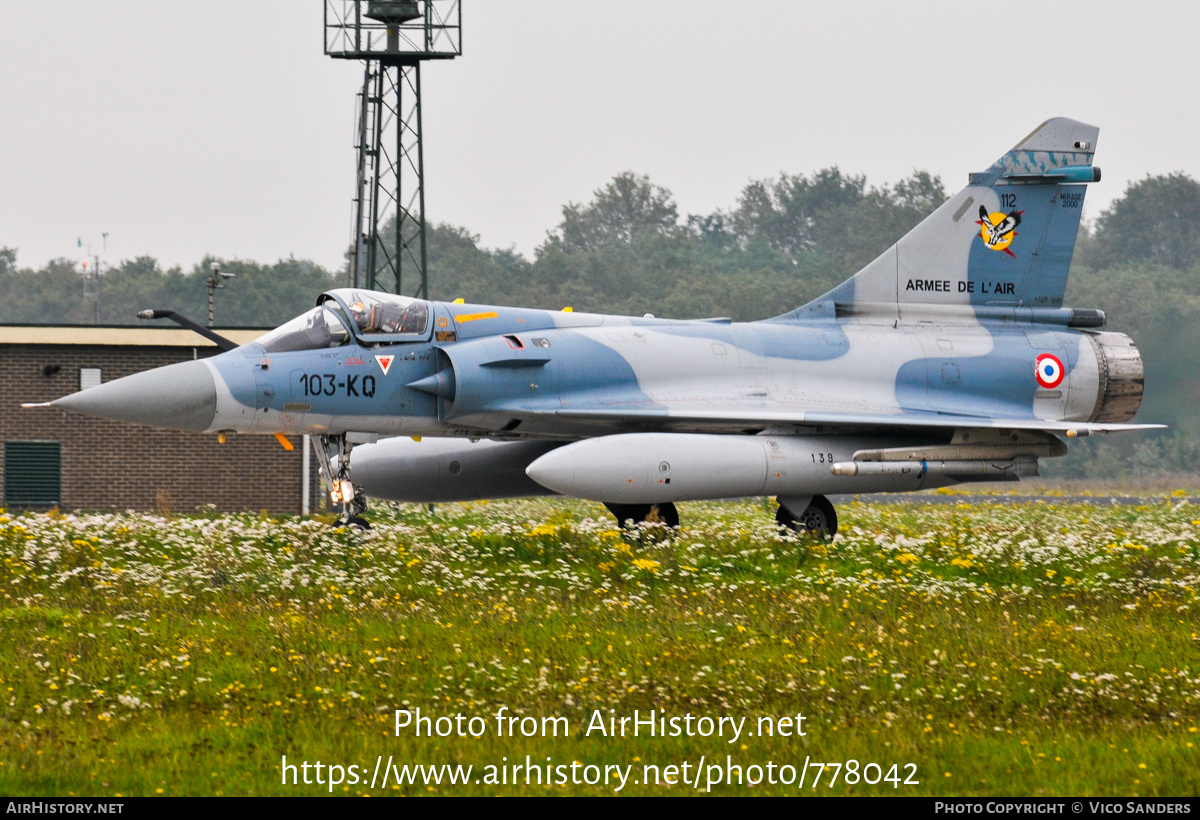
[
  {"left": 255, "top": 305, "right": 351, "bottom": 353},
  {"left": 334, "top": 289, "right": 429, "bottom": 336},
  {"left": 254, "top": 290, "right": 432, "bottom": 353}
]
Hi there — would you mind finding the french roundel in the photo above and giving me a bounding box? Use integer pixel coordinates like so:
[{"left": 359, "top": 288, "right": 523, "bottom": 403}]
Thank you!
[{"left": 1035, "top": 353, "right": 1064, "bottom": 389}]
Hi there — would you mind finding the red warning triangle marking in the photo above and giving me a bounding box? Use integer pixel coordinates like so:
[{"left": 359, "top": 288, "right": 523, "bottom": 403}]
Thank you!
[{"left": 375, "top": 354, "right": 395, "bottom": 376}]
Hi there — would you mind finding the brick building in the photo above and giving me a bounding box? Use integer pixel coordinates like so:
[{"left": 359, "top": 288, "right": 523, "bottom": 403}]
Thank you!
[{"left": 1, "top": 325, "right": 319, "bottom": 514}]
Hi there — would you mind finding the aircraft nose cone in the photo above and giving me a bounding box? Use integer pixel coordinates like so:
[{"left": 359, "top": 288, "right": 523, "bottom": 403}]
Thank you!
[{"left": 51, "top": 359, "right": 217, "bottom": 432}]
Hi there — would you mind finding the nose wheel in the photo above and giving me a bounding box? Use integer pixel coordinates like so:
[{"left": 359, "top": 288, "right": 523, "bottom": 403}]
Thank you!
[{"left": 776, "top": 495, "right": 837, "bottom": 539}]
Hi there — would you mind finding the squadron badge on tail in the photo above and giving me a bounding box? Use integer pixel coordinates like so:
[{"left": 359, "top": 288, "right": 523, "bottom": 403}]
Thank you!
[{"left": 977, "top": 205, "right": 1023, "bottom": 257}]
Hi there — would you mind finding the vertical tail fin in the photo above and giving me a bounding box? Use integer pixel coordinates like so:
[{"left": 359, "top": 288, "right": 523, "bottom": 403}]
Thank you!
[{"left": 801, "top": 118, "right": 1100, "bottom": 321}]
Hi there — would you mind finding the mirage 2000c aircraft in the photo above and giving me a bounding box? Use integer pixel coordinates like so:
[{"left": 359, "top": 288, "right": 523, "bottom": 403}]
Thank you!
[{"left": 32, "top": 118, "right": 1162, "bottom": 534}]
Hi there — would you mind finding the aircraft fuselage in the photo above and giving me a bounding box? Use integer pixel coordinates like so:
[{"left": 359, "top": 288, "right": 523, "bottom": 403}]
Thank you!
[{"left": 197, "top": 298, "right": 1120, "bottom": 441}]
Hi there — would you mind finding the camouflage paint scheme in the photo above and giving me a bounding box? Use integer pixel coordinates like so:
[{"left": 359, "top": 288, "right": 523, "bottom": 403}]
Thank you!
[{"left": 42, "top": 119, "right": 1161, "bottom": 527}]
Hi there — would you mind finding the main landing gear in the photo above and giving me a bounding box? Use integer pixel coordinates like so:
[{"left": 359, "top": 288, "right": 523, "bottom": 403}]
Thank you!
[
  {"left": 601, "top": 497, "right": 838, "bottom": 539},
  {"left": 776, "top": 495, "right": 838, "bottom": 540},
  {"left": 604, "top": 502, "right": 680, "bottom": 529},
  {"left": 311, "top": 434, "right": 370, "bottom": 529}
]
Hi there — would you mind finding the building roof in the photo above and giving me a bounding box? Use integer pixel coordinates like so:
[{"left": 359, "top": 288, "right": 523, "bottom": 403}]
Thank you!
[{"left": 0, "top": 326, "right": 268, "bottom": 347}]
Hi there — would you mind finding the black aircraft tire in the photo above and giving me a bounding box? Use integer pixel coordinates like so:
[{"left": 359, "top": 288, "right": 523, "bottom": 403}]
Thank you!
[
  {"left": 606, "top": 503, "right": 651, "bottom": 528},
  {"left": 777, "top": 495, "right": 837, "bottom": 540},
  {"left": 654, "top": 502, "right": 680, "bottom": 529},
  {"left": 605, "top": 503, "right": 679, "bottom": 529},
  {"left": 333, "top": 515, "right": 372, "bottom": 531}
]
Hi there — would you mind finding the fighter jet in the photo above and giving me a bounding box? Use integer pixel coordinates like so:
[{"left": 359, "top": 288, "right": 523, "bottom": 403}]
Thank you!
[{"left": 30, "top": 118, "right": 1161, "bottom": 534}]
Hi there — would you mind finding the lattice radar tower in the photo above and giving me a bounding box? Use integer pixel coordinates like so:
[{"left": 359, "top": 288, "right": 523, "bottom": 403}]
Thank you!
[{"left": 325, "top": 1, "right": 462, "bottom": 296}]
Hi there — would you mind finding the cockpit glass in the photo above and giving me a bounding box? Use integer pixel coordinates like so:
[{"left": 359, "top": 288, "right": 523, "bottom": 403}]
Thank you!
[
  {"left": 339, "top": 290, "right": 430, "bottom": 336},
  {"left": 255, "top": 306, "right": 350, "bottom": 353}
]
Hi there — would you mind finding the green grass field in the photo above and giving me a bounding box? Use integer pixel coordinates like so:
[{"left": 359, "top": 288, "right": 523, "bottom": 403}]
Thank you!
[{"left": 1, "top": 495, "right": 1197, "bottom": 796}]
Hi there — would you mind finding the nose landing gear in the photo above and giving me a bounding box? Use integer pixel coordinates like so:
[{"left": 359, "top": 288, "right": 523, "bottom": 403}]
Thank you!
[{"left": 311, "top": 434, "right": 370, "bottom": 529}]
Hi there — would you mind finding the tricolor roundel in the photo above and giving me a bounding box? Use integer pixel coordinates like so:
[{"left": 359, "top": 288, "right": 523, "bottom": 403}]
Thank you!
[{"left": 1034, "top": 353, "right": 1064, "bottom": 389}]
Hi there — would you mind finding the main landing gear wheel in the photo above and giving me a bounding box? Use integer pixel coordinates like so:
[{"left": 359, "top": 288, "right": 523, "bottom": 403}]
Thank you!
[
  {"left": 776, "top": 495, "right": 837, "bottom": 539},
  {"left": 604, "top": 502, "right": 680, "bottom": 529}
]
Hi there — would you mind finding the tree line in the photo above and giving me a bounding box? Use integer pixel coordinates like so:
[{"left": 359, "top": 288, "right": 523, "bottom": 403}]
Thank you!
[{"left": 3, "top": 168, "right": 1199, "bottom": 478}]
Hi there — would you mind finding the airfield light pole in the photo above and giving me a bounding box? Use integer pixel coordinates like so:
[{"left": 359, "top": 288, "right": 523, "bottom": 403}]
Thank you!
[
  {"left": 91, "top": 255, "right": 101, "bottom": 324},
  {"left": 206, "top": 262, "right": 235, "bottom": 328},
  {"left": 324, "top": 1, "right": 462, "bottom": 297}
]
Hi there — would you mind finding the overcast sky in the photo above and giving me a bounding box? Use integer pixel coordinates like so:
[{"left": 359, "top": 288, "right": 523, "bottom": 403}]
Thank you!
[{"left": 3, "top": 1, "right": 1198, "bottom": 274}]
